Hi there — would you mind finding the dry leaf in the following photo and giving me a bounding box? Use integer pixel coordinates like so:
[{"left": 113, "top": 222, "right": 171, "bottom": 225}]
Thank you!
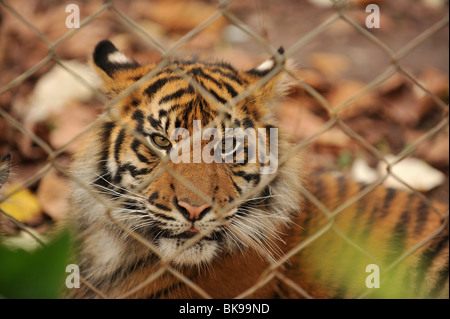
[
  {"left": 49, "top": 102, "right": 100, "bottom": 154},
  {"left": 327, "top": 80, "right": 378, "bottom": 119},
  {"left": 277, "top": 99, "right": 323, "bottom": 139},
  {"left": 277, "top": 100, "right": 350, "bottom": 147},
  {"left": 140, "top": 0, "right": 227, "bottom": 34},
  {"left": 378, "top": 155, "right": 445, "bottom": 191},
  {"left": 310, "top": 52, "right": 350, "bottom": 80},
  {"left": 0, "top": 185, "right": 42, "bottom": 223},
  {"left": 21, "top": 60, "right": 100, "bottom": 124},
  {"left": 415, "top": 67, "right": 449, "bottom": 115},
  {"left": 413, "top": 128, "right": 449, "bottom": 167},
  {"left": 294, "top": 68, "right": 330, "bottom": 92},
  {"left": 36, "top": 168, "right": 70, "bottom": 221},
  {"left": 378, "top": 73, "right": 407, "bottom": 95},
  {"left": 351, "top": 158, "right": 379, "bottom": 184},
  {"left": 381, "top": 89, "right": 421, "bottom": 127}
]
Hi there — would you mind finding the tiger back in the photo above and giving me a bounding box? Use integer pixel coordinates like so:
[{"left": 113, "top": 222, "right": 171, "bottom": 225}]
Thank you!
[{"left": 284, "top": 172, "right": 448, "bottom": 298}]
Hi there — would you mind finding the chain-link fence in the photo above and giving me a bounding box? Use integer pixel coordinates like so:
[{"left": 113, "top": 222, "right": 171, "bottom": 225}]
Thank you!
[{"left": 0, "top": 0, "right": 448, "bottom": 299}]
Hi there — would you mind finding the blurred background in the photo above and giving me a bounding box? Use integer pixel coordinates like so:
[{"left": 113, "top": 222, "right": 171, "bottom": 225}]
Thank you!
[{"left": 0, "top": 0, "right": 448, "bottom": 284}]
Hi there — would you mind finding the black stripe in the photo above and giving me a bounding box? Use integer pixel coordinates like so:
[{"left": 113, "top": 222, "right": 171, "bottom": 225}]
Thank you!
[
  {"left": 148, "top": 192, "right": 159, "bottom": 203},
  {"left": 380, "top": 187, "right": 397, "bottom": 218},
  {"left": 99, "top": 121, "right": 115, "bottom": 144},
  {"left": 189, "top": 67, "right": 223, "bottom": 89},
  {"left": 148, "top": 115, "right": 162, "bottom": 130},
  {"left": 152, "top": 212, "right": 176, "bottom": 221},
  {"left": 242, "top": 117, "right": 254, "bottom": 129},
  {"left": 164, "top": 116, "right": 171, "bottom": 132},
  {"left": 211, "top": 68, "right": 245, "bottom": 86},
  {"left": 336, "top": 175, "right": 348, "bottom": 200},
  {"left": 148, "top": 281, "right": 185, "bottom": 299},
  {"left": 346, "top": 183, "right": 370, "bottom": 239},
  {"left": 158, "top": 109, "right": 168, "bottom": 117},
  {"left": 131, "top": 139, "right": 151, "bottom": 164},
  {"left": 159, "top": 86, "right": 194, "bottom": 105},
  {"left": 174, "top": 117, "right": 182, "bottom": 130},
  {"left": 132, "top": 109, "right": 145, "bottom": 134},
  {"left": 312, "top": 173, "right": 327, "bottom": 207},
  {"left": 384, "top": 207, "right": 411, "bottom": 264},
  {"left": 359, "top": 187, "right": 393, "bottom": 242},
  {"left": 168, "top": 103, "right": 184, "bottom": 115},
  {"left": 94, "top": 121, "right": 116, "bottom": 189},
  {"left": 213, "top": 61, "right": 240, "bottom": 75},
  {"left": 358, "top": 200, "right": 380, "bottom": 244},
  {"left": 233, "top": 170, "right": 260, "bottom": 185},
  {"left": 206, "top": 86, "right": 228, "bottom": 105},
  {"left": 222, "top": 80, "right": 238, "bottom": 98},
  {"left": 114, "top": 129, "right": 126, "bottom": 162},
  {"left": 415, "top": 231, "right": 449, "bottom": 290},
  {"left": 93, "top": 172, "right": 113, "bottom": 191},
  {"left": 230, "top": 177, "right": 242, "bottom": 194},
  {"left": 428, "top": 260, "right": 449, "bottom": 297},
  {"left": 145, "top": 76, "right": 180, "bottom": 100},
  {"left": 122, "top": 199, "right": 145, "bottom": 213},
  {"left": 116, "top": 163, "right": 151, "bottom": 179},
  {"left": 154, "top": 203, "right": 171, "bottom": 212},
  {"left": 414, "top": 200, "right": 430, "bottom": 235}
]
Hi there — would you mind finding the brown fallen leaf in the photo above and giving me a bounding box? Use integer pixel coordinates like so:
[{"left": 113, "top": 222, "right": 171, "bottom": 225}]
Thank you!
[
  {"left": 379, "top": 155, "right": 445, "bottom": 191},
  {"left": 49, "top": 101, "right": 101, "bottom": 154},
  {"left": 135, "top": 0, "right": 227, "bottom": 35},
  {"left": 327, "top": 79, "right": 379, "bottom": 119},
  {"left": 309, "top": 52, "right": 351, "bottom": 81},
  {"left": 415, "top": 67, "right": 449, "bottom": 116},
  {"left": 410, "top": 128, "right": 449, "bottom": 167},
  {"left": 378, "top": 73, "right": 407, "bottom": 96},
  {"left": 277, "top": 99, "right": 322, "bottom": 139},
  {"left": 0, "top": 184, "right": 42, "bottom": 224},
  {"left": 293, "top": 68, "right": 330, "bottom": 93},
  {"left": 380, "top": 87, "right": 422, "bottom": 127},
  {"left": 36, "top": 168, "right": 70, "bottom": 221},
  {"left": 277, "top": 99, "right": 350, "bottom": 148}
]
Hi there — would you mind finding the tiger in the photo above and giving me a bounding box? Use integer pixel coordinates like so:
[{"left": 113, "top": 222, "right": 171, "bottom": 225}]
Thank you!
[{"left": 66, "top": 40, "right": 449, "bottom": 299}]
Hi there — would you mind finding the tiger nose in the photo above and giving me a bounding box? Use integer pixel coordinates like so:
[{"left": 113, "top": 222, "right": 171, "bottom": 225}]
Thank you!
[{"left": 177, "top": 201, "right": 211, "bottom": 221}]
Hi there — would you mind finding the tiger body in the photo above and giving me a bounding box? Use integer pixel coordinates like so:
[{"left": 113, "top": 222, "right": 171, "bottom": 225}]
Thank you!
[{"left": 66, "top": 40, "right": 448, "bottom": 299}]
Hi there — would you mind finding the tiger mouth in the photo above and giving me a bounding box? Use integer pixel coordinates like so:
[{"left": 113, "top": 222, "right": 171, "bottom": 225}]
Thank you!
[{"left": 158, "top": 229, "right": 225, "bottom": 241}]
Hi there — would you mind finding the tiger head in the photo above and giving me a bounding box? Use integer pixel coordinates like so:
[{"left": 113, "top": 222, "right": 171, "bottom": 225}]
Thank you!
[{"left": 70, "top": 40, "right": 302, "bottom": 269}]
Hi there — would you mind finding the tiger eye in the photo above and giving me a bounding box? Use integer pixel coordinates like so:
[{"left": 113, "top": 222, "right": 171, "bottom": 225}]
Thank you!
[{"left": 152, "top": 135, "right": 171, "bottom": 148}]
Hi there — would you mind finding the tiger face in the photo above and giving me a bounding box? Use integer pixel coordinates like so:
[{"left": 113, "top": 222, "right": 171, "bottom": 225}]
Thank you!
[{"left": 70, "top": 40, "right": 302, "bottom": 269}]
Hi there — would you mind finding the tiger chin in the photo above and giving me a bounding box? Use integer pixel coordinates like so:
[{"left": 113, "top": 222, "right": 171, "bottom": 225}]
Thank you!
[{"left": 66, "top": 40, "right": 448, "bottom": 299}]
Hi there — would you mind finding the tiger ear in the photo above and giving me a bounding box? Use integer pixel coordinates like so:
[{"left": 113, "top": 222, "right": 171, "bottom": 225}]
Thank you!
[
  {"left": 92, "top": 40, "right": 141, "bottom": 93},
  {"left": 245, "top": 47, "right": 293, "bottom": 101},
  {"left": 0, "top": 153, "right": 11, "bottom": 189}
]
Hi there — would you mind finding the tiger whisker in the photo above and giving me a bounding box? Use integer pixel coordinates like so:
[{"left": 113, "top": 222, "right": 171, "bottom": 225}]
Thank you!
[{"left": 90, "top": 172, "right": 148, "bottom": 200}]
